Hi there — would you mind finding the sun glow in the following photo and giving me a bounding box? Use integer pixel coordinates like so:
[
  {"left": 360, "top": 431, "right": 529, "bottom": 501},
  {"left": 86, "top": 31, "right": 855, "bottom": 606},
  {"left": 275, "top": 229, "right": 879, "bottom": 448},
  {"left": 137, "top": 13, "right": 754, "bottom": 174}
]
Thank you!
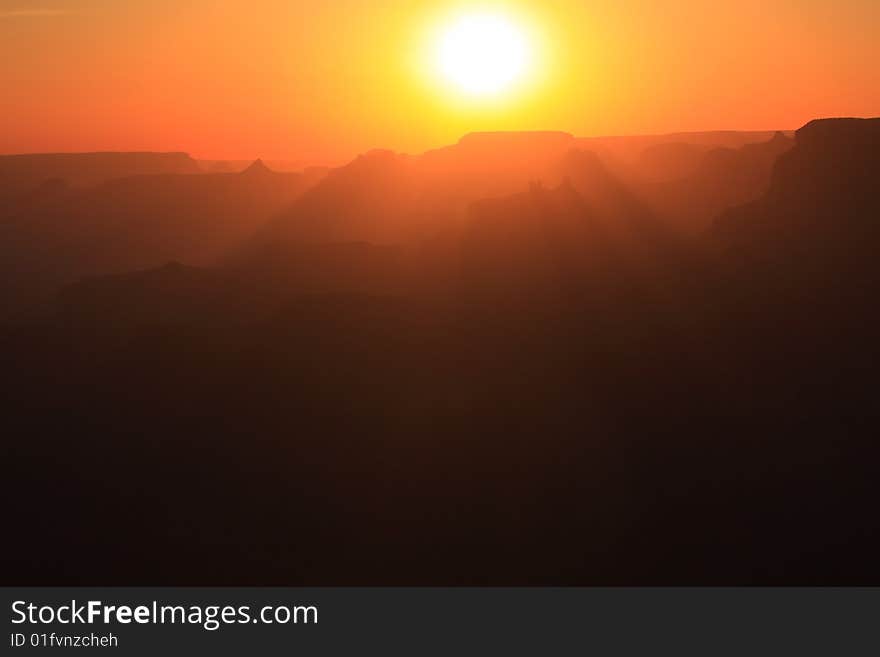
[{"left": 434, "top": 12, "right": 532, "bottom": 97}]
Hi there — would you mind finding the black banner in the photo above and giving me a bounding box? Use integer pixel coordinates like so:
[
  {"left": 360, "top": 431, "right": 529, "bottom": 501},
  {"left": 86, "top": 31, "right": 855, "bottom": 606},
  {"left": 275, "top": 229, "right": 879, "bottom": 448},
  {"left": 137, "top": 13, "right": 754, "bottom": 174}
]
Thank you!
[{"left": 2, "top": 588, "right": 878, "bottom": 655}]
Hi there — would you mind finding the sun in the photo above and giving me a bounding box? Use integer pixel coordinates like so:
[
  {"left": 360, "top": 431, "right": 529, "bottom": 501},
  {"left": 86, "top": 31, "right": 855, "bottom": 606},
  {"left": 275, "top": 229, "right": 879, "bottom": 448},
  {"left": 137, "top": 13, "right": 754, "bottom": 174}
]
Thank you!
[{"left": 434, "top": 12, "right": 532, "bottom": 97}]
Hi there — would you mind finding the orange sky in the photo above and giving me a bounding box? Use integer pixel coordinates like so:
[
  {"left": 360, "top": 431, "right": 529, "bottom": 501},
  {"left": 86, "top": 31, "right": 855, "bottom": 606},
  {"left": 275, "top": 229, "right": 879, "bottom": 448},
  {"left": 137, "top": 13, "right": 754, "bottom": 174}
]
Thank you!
[{"left": 2, "top": 0, "right": 878, "bottom": 163}]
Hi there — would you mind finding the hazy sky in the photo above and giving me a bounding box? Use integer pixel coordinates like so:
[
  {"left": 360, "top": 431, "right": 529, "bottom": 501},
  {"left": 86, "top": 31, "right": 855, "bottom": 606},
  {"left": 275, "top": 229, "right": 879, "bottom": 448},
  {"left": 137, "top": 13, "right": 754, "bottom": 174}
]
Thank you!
[{"left": 2, "top": 0, "right": 878, "bottom": 162}]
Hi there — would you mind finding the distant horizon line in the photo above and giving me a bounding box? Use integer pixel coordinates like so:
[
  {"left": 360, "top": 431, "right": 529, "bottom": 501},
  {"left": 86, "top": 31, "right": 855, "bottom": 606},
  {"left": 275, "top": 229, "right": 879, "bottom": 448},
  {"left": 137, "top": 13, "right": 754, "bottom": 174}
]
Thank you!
[{"left": 9, "top": 119, "right": 871, "bottom": 163}]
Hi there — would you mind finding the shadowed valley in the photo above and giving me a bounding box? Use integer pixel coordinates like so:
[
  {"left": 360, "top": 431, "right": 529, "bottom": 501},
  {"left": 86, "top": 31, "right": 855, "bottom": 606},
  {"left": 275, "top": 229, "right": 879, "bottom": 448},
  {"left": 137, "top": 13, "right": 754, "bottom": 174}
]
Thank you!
[{"left": 2, "top": 119, "right": 878, "bottom": 584}]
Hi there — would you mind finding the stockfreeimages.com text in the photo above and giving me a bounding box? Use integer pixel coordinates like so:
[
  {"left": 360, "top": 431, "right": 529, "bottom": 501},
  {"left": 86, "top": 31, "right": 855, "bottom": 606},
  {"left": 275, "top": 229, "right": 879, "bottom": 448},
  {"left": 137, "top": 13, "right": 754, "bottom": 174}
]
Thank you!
[{"left": 11, "top": 600, "right": 317, "bottom": 631}]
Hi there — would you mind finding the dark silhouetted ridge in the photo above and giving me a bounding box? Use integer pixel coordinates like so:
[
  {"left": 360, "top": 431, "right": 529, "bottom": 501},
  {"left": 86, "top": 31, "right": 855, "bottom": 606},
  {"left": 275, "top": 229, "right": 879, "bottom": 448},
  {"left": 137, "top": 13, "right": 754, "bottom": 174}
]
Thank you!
[
  {"left": 715, "top": 116, "right": 880, "bottom": 247},
  {"left": 0, "top": 151, "right": 201, "bottom": 192},
  {"left": 240, "top": 158, "right": 274, "bottom": 177}
]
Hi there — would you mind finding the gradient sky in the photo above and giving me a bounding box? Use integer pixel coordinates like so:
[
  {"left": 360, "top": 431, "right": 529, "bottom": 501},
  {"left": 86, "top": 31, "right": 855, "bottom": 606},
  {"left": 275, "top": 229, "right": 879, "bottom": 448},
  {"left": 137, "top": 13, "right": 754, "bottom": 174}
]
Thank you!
[{"left": 2, "top": 0, "right": 878, "bottom": 162}]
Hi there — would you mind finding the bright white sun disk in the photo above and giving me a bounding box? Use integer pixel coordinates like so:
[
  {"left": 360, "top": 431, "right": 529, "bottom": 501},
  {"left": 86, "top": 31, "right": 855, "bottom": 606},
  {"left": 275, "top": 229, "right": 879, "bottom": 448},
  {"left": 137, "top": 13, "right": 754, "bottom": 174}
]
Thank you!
[{"left": 436, "top": 13, "right": 530, "bottom": 96}]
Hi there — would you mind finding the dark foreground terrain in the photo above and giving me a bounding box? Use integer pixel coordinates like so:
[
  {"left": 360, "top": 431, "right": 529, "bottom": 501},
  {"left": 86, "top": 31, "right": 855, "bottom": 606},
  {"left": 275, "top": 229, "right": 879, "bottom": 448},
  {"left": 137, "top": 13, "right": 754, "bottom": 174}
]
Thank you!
[{"left": 2, "top": 118, "right": 878, "bottom": 584}]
